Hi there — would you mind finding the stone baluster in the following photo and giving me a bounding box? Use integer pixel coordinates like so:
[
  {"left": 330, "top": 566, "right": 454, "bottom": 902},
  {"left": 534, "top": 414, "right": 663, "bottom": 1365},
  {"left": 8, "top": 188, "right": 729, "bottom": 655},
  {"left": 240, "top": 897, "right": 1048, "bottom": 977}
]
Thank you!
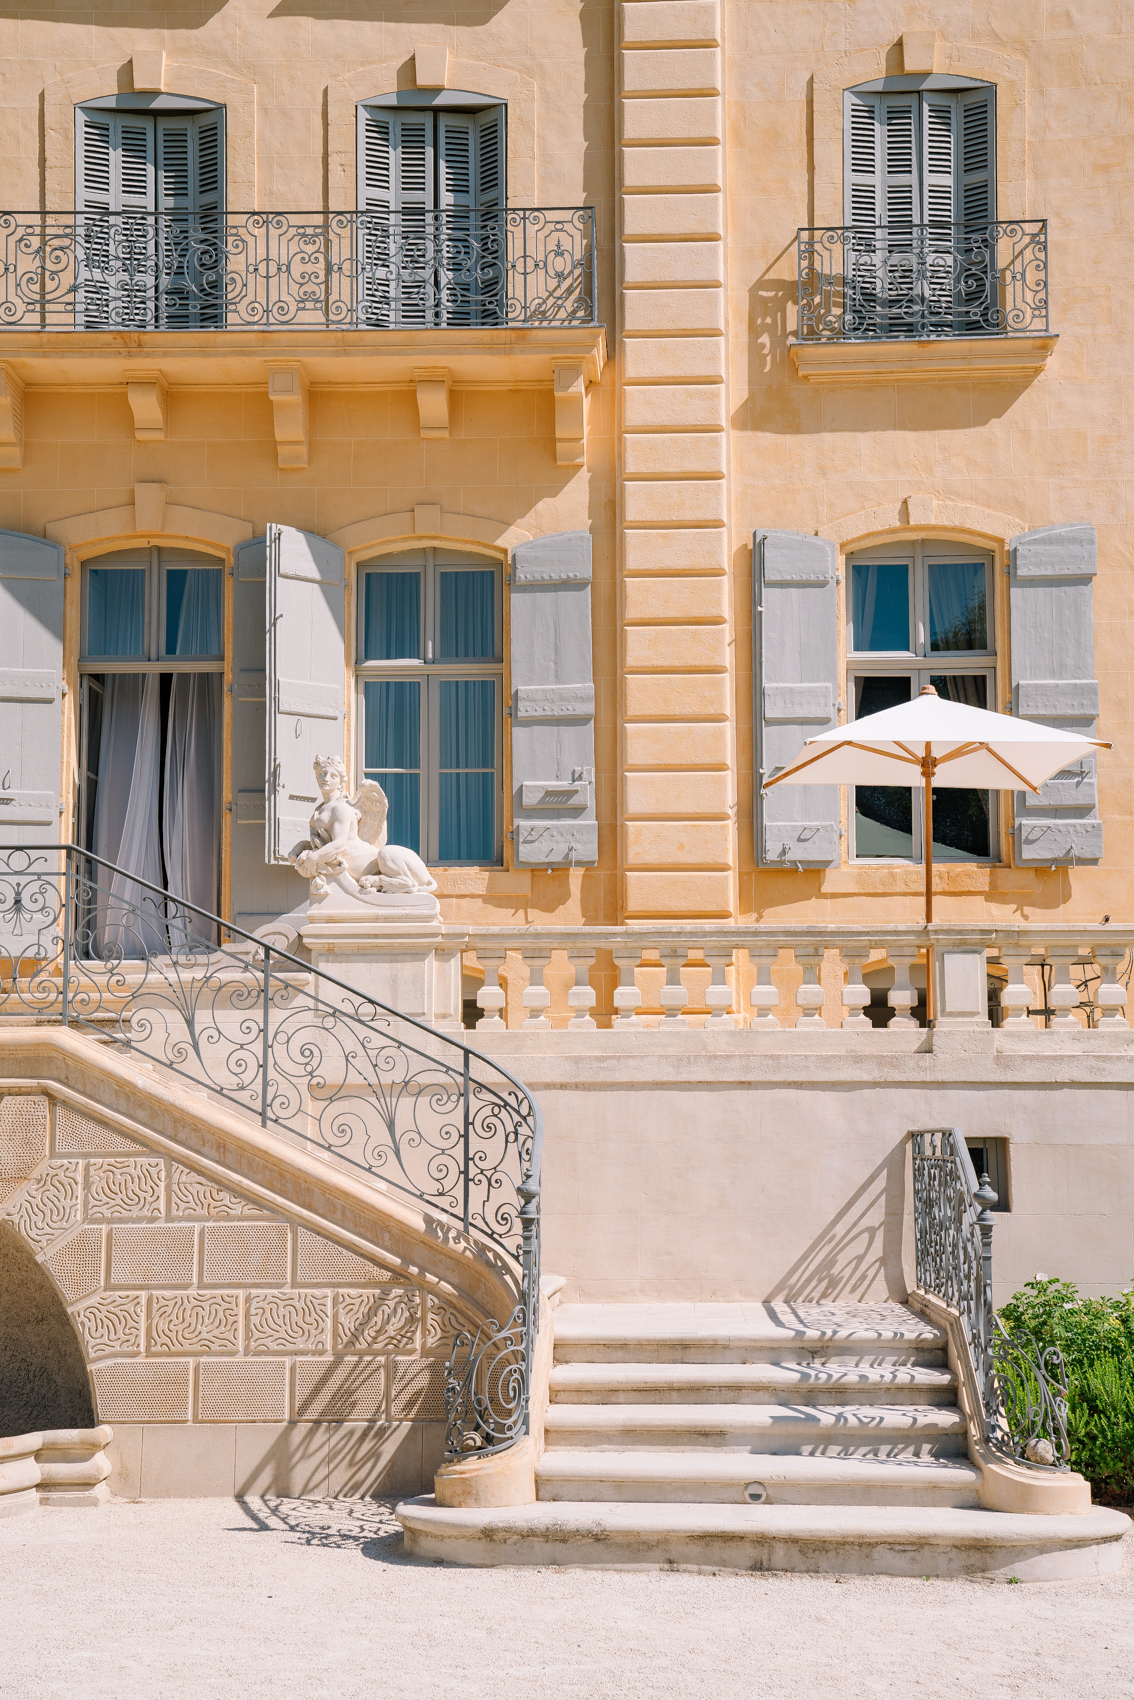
[
  {"left": 520, "top": 949, "right": 553, "bottom": 1030},
  {"left": 1046, "top": 948, "right": 1086, "bottom": 1029},
  {"left": 703, "top": 950, "right": 736, "bottom": 1027},
  {"left": 793, "top": 945, "right": 827, "bottom": 1027},
  {"left": 475, "top": 951, "right": 508, "bottom": 1030},
  {"left": 887, "top": 949, "right": 921, "bottom": 1028},
  {"left": 612, "top": 947, "right": 643, "bottom": 1028},
  {"left": 997, "top": 944, "right": 1036, "bottom": 1026},
  {"left": 748, "top": 944, "right": 780, "bottom": 1029},
  {"left": 658, "top": 949, "right": 690, "bottom": 1024},
  {"left": 1091, "top": 946, "right": 1130, "bottom": 1029},
  {"left": 838, "top": 944, "right": 872, "bottom": 1030},
  {"left": 566, "top": 950, "right": 598, "bottom": 1030}
]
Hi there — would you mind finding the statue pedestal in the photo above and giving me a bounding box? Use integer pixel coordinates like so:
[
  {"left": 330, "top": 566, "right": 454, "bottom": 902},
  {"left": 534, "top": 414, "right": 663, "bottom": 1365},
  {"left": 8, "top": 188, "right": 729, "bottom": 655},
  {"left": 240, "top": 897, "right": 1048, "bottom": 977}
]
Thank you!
[{"left": 300, "top": 882, "right": 468, "bottom": 1033}]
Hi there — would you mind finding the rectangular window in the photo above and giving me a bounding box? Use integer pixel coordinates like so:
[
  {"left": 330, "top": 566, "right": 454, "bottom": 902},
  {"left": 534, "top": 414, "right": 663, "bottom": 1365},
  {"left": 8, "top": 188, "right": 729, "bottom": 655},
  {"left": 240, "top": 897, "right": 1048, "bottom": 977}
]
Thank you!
[
  {"left": 357, "top": 547, "right": 503, "bottom": 865},
  {"left": 82, "top": 549, "right": 224, "bottom": 663},
  {"left": 848, "top": 541, "right": 996, "bottom": 865},
  {"left": 966, "top": 1137, "right": 1009, "bottom": 1211}
]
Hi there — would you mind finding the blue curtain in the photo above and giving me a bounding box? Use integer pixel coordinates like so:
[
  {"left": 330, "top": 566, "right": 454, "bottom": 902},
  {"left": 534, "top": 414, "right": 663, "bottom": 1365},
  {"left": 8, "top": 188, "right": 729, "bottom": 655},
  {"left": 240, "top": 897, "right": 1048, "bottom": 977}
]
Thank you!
[
  {"left": 438, "top": 678, "right": 495, "bottom": 862},
  {"left": 364, "top": 572, "right": 421, "bottom": 660},
  {"left": 850, "top": 562, "right": 910, "bottom": 652},
  {"left": 363, "top": 678, "right": 421, "bottom": 852},
  {"left": 438, "top": 571, "right": 495, "bottom": 660},
  {"left": 87, "top": 568, "right": 145, "bottom": 656},
  {"left": 928, "top": 562, "right": 987, "bottom": 652},
  {"left": 166, "top": 568, "right": 223, "bottom": 657}
]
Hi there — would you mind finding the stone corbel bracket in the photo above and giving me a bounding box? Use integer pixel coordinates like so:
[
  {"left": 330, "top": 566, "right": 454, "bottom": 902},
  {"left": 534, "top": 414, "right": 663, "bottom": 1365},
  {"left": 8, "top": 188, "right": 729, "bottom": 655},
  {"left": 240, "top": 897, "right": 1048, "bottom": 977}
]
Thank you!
[
  {"left": 414, "top": 367, "right": 451, "bottom": 439},
  {"left": 0, "top": 363, "right": 25, "bottom": 469},
  {"left": 266, "top": 362, "right": 309, "bottom": 469},
  {"left": 553, "top": 361, "right": 588, "bottom": 467},
  {"left": 125, "top": 370, "right": 168, "bottom": 441}
]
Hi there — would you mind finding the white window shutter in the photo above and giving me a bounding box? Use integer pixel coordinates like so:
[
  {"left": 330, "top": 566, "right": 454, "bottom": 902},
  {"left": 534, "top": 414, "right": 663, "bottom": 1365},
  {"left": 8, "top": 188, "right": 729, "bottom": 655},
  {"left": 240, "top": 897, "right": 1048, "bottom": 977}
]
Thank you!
[
  {"left": 358, "top": 109, "right": 393, "bottom": 213},
  {"left": 194, "top": 112, "right": 224, "bottom": 216},
  {"left": 844, "top": 91, "right": 881, "bottom": 227},
  {"left": 265, "top": 525, "right": 346, "bottom": 867},
  {"left": 475, "top": 107, "right": 505, "bottom": 210},
  {"left": 1010, "top": 524, "right": 1102, "bottom": 864},
  {"left": 755, "top": 529, "right": 840, "bottom": 867},
  {"left": 394, "top": 112, "right": 435, "bottom": 213},
  {"left": 0, "top": 531, "right": 65, "bottom": 849},
  {"left": 155, "top": 117, "right": 193, "bottom": 213},
  {"left": 509, "top": 532, "right": 597, "bottom": 867},
  {"left": 76, "top": 112, "right": 154, "bottom": 213},
  {"left": 880, "top": 95, "right": 919, "bottom": 227},
  {"left": 437, "top": 113, "right": 474, "bottom": 209},
  {"left": 117, "top": 117, "right": 155, "bottom": 213},
  {"left": 921, "top": 98, "right": 956, "bottom": 225},
  {"left": 958, "top": 87, "right": 995, "bottom": 224},
  {"left": 77, "top": 114, "right": 114, "bottom": 212}
]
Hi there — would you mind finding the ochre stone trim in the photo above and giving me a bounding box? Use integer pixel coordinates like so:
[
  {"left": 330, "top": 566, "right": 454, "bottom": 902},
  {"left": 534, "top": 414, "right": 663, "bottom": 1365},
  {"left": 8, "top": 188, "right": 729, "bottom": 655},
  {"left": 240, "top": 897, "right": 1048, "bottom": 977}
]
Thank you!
[
  {"left": 46, "top": 498, "right": 253, "bottom": 551},
  {"left": 790, "top": 337, "right": 1057, "bottom": 386},
  {"left": 327, "top": 509, "right": 530, "bottom": 558},
  {"left": 327, "top": 56, "right": 538, "bottom": 210},
  {"left": 44, "top": 60, "right": 257, "bottom": 210},
  {"left": 819, "top": 500, "right": 1026, "bottom": 550}
]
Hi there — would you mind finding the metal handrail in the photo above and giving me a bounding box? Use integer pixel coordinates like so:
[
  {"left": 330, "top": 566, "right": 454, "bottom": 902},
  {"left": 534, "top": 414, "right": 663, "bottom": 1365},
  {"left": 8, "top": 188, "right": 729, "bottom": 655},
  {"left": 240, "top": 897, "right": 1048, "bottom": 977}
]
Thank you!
[
  {"left": 797, "top": 219, "right": 1049, "bottom": 342},
  {"left": 0, "top": 206, "right": 598, "bottom": 331},
  {"left": 0, "top": 843, "right": 541, "bottom": 1456},
  {"left": 910, "top": 1127, "right": 1070, "bottom": 1470}
]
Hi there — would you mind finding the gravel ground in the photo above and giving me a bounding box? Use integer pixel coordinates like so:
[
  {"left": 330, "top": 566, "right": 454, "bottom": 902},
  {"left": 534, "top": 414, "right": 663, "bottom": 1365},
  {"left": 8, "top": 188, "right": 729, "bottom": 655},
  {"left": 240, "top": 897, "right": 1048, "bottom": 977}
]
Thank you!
[{"left": 2, "top": 1497, "right": 1133, "bottom": 1700}]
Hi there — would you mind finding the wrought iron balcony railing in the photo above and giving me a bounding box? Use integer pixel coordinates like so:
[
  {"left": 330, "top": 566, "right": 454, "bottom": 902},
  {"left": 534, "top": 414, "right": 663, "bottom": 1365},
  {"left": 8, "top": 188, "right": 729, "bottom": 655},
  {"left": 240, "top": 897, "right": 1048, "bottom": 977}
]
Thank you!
[
  {"left": 797, "top": 219, "right": 1048, "bottom": 342},
  {"left": 0, "top": 207, "right": 597, "bottom": 332}
]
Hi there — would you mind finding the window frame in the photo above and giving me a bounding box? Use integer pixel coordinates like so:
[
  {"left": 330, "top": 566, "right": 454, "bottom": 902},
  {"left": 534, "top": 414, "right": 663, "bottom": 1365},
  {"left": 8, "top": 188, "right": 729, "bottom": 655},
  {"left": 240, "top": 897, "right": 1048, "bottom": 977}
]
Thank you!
[
  {"left": 846, "top": 538, "right": 998, "bottom": 867},
  {"left": 79, "top": 545, "right": 226, "bottom": 672},
  {"left": 355, "top": 546, "right": 505, "bottom": 868}
]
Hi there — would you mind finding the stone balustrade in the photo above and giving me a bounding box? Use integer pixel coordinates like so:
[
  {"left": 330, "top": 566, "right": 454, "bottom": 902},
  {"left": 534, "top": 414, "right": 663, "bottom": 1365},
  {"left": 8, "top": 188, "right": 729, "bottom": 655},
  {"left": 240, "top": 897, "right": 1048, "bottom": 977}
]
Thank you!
[{"left": 460, "top": 926, "right": 1134, "bottom": 1035}]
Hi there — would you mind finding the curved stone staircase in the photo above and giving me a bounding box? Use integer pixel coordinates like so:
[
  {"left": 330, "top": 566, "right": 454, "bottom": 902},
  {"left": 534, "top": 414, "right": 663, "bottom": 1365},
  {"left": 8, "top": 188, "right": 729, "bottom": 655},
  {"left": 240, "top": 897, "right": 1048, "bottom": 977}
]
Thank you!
[{"left": 398, "top": 1300, "right": 1131, "bottom": 1578}]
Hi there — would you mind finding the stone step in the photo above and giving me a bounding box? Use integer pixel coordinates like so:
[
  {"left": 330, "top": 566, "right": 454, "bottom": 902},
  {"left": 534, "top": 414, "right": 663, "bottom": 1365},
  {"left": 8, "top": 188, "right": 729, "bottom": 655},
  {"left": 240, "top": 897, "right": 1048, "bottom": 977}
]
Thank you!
[
  {"left": 396, "top": 1499, "right": 1132, "bottom": 1582},
  {"left": 542, "top": 1403, "right": 969, "bottom": 1457},
  {"left": 553, "top": 1303, "right": 948, "bottom": 1366},
  {"left": 535, "top": 1449, "right": 983, "bottom": 1507},
  {"left": 548, "top": 1360, "right": 958, "bottom": 1405}
]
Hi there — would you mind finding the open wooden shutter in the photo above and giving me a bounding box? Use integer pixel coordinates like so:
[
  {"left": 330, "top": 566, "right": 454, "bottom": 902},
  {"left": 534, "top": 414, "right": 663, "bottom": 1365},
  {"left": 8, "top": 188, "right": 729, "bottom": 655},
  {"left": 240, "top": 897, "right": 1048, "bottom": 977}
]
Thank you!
[
  {"left": 509, "top": 532, "right": 597, "bottom": 867},
  {"left": 265, "top": 526, "right": 346, "bottom": 867},
  {"left": 755, "top": 529, "right": 840, "bottom": 867},
  {"left": 0, "top": 532, "right": 65, "bottom": 848},
  {"left": 1009, "top": 524, "right": 1103, "bottom": 864},
  {"left": 231, "top": 538, "right": 308, "bottom": 927}
]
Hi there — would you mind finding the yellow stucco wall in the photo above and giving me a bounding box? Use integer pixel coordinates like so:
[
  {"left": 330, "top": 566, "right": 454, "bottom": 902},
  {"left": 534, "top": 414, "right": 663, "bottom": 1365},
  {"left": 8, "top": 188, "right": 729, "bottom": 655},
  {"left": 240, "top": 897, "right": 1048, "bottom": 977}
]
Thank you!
[{"left": 0, "top": 0, "right": 1129, "bottom": 929}]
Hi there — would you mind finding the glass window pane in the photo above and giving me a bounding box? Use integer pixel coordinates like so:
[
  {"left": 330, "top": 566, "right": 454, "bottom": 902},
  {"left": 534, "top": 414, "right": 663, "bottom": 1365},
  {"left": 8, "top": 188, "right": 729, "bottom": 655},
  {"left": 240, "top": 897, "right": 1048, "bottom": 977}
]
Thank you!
[
  {"left": 855, "top": 787, "right": 914, "bottom": 858},
  {"left": 856, "top": 674, "right": 912, "bottom": 717},
  {"left": 928, "top": 562, "right": 987, "bottom": 652},
  {"left": 86, "top": 568, "right": 145, "bottom": 656},
  {"left": 850, "top": 562, "right": 910, "bottom": 652},
  {"left": 372, "top": 773, "right": 420, "bottom": 854},
  {"left": 363, "top": 679, "right": 420, "bottom": 770},
  {"left": 930, "top": 673, "right": 988, "bottom": 709},
  {"left": 438, "top": 679, "right": 495, "bottom": 770},
  {"left": 165, "top": 567, "right": 223, "bottom": 656},
  {"left": 438, "top": 571, "right": 496, "bottom": 660},
  {"left": 439, "top": 773, "right": 496, "bottom": 862},
  {"left": 931, "top": 787, "right": 991, "bottom": 861},
  {"left": 364, "top": 572, "right": 421, "bottom": 660}
]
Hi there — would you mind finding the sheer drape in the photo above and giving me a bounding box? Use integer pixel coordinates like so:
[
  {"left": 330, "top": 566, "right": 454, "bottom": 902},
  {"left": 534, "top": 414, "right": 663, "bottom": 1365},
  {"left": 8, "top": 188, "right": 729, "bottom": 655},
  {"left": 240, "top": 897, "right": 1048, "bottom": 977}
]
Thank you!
[
  {"left": 91, "top": 672, "right": 165, "bottom": 954},
  {"left": 928, "top": 562, "right": 986, "bottom": 652},
  {"left": 438, "top": 678, "right": 495, "bottom": 862},
  {"left": 163, "top": 674, "right": 222, "bottom": 942}
]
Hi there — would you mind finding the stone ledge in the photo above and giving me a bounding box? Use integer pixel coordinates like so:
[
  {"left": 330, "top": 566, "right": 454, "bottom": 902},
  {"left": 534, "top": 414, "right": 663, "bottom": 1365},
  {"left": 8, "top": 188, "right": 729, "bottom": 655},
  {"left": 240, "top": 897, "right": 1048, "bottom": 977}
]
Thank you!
[{"left": 789, "top": 335, "right": 1057, "bottom": 385}]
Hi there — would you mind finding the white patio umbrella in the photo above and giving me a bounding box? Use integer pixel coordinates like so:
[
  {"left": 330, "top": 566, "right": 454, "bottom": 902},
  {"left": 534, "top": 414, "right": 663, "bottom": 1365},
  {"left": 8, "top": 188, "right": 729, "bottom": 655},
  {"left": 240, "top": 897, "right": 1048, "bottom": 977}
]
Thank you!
[{"left": 764, "top": 685, "right": 1108, "bottom": 933}]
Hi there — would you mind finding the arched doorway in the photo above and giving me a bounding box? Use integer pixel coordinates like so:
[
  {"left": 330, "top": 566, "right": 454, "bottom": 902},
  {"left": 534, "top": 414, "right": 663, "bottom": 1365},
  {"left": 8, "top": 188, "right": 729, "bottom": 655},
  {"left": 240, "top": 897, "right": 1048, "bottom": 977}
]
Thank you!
[{"left": 0, "top": 1224, "right": 95, "bottom": 1434}]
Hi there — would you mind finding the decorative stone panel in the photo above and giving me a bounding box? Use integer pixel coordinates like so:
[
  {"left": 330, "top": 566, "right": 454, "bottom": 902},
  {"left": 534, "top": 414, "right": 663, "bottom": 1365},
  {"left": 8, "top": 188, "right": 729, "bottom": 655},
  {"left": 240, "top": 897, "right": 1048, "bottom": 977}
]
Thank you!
[
  {"left": 2, "top": 1161, "right": 81, "bottom": 1250},
  {"left": 149, "top": 1292, "right": 241, "bottom": 1355},
  {"left": 86, "top": 1158, "right": 165, "bottom": 1220},
  {"left": 295, "top": 1357, "right": 386, "bottom": 1421},
  {"left": 109, "top": 1225, "right": 196, "bottom": 1287},
  {"left": 335, "top": 1288, "right": 420, "bottom": 1351},
  {"left": 72, "top": 1292, "right": 144, "bottom": 1359},
  {"left": 198, "top": 1359, "right": 288, "bottom": 1422},
  {"left": 170, "top": 1165, "right": 269, "bottom": 1219},
  {"left": 43, "top": 1227, "right": 105, "bottom": 1302},
  {"left": 425, "top": 1296, "right": 477, "bottom": 1349},
  {"left": 54, "top": 1105, "right": 144, "bottom": 1155},
  {"left": 247, "top": 1292, "right": 329, "bottom": 1353},
  {"left": 92, "top": 1360, "right": 192, "bottom": 1422},
  {"left": 0, "top": 1094, "right": 49, "bottom": 1201},
  {"left": 202, "top": 1223, "right": 289, "bottom": 1285},
  {"left": 391, "top": 1357, "right": 448, "bottom": 1420},
  {"left": 295, "top": 1227, "right": 395, "bottom": 1284}
]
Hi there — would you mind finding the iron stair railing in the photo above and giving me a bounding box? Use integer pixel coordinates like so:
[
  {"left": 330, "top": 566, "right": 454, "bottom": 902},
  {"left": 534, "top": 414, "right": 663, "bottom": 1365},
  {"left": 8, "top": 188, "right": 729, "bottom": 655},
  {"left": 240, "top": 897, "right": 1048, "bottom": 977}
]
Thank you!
[
  {"left": 0, "top": 843, "right": 541, "bottom": 1458},
  {"left": 911, "top": 1127, "right": 1070, "bottom": 1470}
]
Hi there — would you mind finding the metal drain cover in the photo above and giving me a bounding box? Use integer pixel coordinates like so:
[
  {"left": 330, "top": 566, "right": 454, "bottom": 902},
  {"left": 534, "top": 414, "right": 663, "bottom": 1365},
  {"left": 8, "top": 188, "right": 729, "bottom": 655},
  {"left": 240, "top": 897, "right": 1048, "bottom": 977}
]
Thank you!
[{"left": 743, "top": 1482, "right": 767, "bottom": 1504}]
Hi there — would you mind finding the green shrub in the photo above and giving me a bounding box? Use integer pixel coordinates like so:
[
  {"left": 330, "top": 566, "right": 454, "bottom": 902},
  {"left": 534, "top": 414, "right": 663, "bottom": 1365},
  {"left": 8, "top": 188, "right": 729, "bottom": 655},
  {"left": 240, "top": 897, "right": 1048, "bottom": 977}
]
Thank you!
[{"left": 998, "top": 1276, "right": 1134, "bottom": 1503}]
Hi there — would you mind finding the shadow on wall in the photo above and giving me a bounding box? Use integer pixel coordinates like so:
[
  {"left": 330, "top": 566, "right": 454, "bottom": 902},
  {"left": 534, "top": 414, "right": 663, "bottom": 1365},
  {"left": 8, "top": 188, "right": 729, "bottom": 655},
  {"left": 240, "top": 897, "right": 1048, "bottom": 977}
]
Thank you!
[
  {"left": 765, "top": 1145, "right": 907, "bottom": 1303},
  {"left": 0, "top": 1222, "right": 95, "bottom": 1434}
]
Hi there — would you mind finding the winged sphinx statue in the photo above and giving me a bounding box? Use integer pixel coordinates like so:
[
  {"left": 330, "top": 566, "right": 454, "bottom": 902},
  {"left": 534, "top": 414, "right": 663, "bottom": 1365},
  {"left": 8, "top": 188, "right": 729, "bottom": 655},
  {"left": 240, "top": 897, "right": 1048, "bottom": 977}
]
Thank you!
[{"left": 287, "top": 754, "right": 438, "bottom": 899}]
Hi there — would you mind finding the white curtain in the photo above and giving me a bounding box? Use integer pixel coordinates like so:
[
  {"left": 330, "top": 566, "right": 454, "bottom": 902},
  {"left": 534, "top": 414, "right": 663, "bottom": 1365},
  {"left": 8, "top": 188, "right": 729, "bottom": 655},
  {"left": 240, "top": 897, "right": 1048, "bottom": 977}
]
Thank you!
[
  {"left": 163, "top": 673, "right": 222, "bottom": 943},
  {"left": 91, "top": 673, "right": 165, "bottom": 956}
]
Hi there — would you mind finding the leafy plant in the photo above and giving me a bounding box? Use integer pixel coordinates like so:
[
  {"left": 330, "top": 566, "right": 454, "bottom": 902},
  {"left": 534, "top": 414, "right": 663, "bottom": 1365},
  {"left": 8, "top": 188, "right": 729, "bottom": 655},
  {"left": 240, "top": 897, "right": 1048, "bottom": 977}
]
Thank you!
[{"left": 998, "top": 1276, "right": 1134, "bottom": 1503}]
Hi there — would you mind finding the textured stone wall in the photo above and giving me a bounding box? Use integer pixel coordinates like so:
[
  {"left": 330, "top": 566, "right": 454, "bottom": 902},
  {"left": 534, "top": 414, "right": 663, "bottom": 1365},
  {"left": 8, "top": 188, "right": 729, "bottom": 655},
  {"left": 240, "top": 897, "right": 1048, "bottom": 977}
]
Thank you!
[{"left": 0, "top": 1093, "right": 476, "bottom": 1497}]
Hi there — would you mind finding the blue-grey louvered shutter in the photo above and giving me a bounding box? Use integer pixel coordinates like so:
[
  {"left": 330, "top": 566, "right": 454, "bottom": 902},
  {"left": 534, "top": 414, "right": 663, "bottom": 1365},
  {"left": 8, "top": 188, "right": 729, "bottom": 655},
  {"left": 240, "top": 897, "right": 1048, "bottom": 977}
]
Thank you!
[
  {"left": 1010, "top": 523, "right": 1103, "bottom": 863},
  {"left": 509, "top": 531, "right": 597, "bottom": 866},
  {"left": 0, "top": 532, "right": 65, "bottom": 847},
  {"left": 755, "top": 529, "right": 840, "bottom": 867},
  {"left": 265, "top": 526, "right": 346, "bottom": 867},
  {"left": 231, "top": 538, "right": 308, "bottom": 927}
]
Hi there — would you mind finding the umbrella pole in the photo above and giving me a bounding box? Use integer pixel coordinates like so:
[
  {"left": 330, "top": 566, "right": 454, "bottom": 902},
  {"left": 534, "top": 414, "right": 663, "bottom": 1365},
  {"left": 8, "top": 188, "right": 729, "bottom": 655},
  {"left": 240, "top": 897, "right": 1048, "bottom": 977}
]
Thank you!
[{"left": 923, "top": 756, "right": 934, "bottom": 1023}]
